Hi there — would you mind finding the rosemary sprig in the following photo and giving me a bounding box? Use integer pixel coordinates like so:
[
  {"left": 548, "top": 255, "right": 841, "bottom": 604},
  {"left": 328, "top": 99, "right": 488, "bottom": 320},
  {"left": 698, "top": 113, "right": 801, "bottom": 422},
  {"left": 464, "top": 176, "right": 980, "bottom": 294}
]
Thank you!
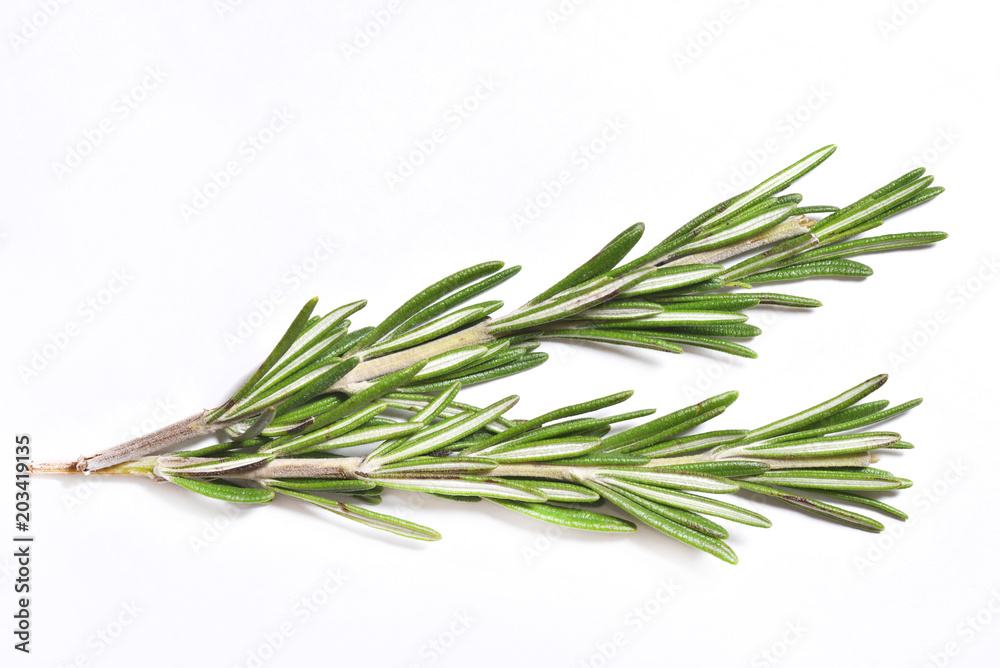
[
  {"left": 41, "top": 374, "right": 918, "bottom": 563},
  {"left": 64, "top": 145, "right": 943, "bottom": 473}
]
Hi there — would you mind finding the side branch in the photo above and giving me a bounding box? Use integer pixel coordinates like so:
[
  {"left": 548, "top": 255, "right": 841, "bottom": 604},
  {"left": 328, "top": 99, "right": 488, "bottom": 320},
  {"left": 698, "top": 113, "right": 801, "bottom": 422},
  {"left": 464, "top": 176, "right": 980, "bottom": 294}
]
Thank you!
[{"left": 76, "top": 412, "right": 220, "bottom": 472}]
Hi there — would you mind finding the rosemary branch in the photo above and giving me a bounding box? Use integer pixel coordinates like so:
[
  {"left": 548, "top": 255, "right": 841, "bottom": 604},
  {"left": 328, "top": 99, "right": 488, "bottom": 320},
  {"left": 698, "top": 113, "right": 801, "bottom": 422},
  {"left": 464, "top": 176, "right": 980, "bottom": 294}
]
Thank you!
[
  {"left": 37, "top": 373, "right": 918, "bottom": 563},
  {"left": 69, "top": 146, "right": 943, "bottom": 473},
  {"left": 35, "top": 145, "right": 945, "bottom": 563}
]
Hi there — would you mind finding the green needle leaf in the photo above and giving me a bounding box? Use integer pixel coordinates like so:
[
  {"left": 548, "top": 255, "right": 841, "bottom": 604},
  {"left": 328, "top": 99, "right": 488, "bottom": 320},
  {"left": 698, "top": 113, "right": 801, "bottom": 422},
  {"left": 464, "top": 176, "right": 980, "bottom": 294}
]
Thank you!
[
  {"left": 370, "top": 395, "right": 520, "bottom": 466},
  {"left": 596, "top": 467, "right": 740, "bottom": 494},
  {"left": 489, "top": 499, "right": 637, "bottom": 532},
  {"left": 601, "top": 477, "right": 772, "bottom": 527},
  {"left": 263, "top": 402, "right": 388, "bottom": 455},
  {"left": 291, "top": 422, "right": 427, "bottom": 456},
  {"left": 486, "top": 437, "right": 605, "bottom": 463},
  {"left": 364, "top": 301, "right": 502, "bottom": 359},
  {"left": 371, "top": 475, "right": 547, "bottom": 501},
  {"left": 402, "top": 352, "right": 547, "bottom": 393},
  {"left": 262, "top": 479, "right": 378, "bottom": 493},
  {"left": 738, "top": 469, "right": 906, "bottom": 491},
  {"left": 158, "top": 453, "right": 274, "bottom": 477},
  {"left": 745, "top": 374, "right": 888, "bottom": 442},
  {"left": 813, "top": 490, "right": 908, "bottom": 521},
  {"left": 696, "top": 145, "right": 836, "bottom": 231},
  {"left": 602, "top": 392, "right": 738, "bottom": 452},
  {"left": 526, "top": 222, "right": 646, "bottom": 306},
  {"left": 577, "top": 301, "right": 666, "bottom": 321},
  {"left": 348, "top": 261, "right": 506, "bottom": 353},
  {"left": 767, "top": 399, "right": 922, "bottom": 442},
  {"left": 411, "top": 344, "right": 495, "bottom": 381},
  {"left": 369, "top": 457, "right": 498, "bottom": 475},
  {"left": 276, "top": 488, "right": 441, "bottom": 541},
  {"left": 752, "top": 293, "right": 822, "bottom": 308},
  {"left": 786, "top": 232, "right": 948, "bottom": 265},
  {"left": 663, "top": 460, "right": 770, "bottom": 478},
  {"left": 167, "top": 477, "right": 275, "bottom": 504},
  {"left": 618, "top": 265, "right": 726, "bottom": 297},
  {"left": 634, "top": 430, "right": 748, "bottom": 457},
  {"left": 393, "top": 266, "right": 522, "bottom": 335},
  {"left": 254, "top": 300, "right": 365, "bottom": 388},
  {"left": 678, "top": 202, "right": 799, "bottom": 255},
  {"left": 745, "top": 259, "right": 873, "bottom": 283},
  {"left": 731, "top": 431, "right": 901, "bottom": 459},
  {"left": 534, "top": 329, "right": 684, "bottom": 354},
  {"left": 517, "top": 481, "right": 601, "bottom": 502},
  {"left": 599, "top": 311, "right": 748, "bottom": 328},
  {"left": 653, "top": 294, "right": 761, "bottom": 311},
  {"left": 207, "top": 297, "right": 318, "bottom": 422},
  {"left": 589, "top": 481, "right": 738, "bottom": 563},
  {"left": 305, "top": 362, "right": 428, "bottom": 433},
  {"left": 646, "top": 333, "right": 757, "bottom": 358},
  {"left": 737, "top": 481, "right": 884, "bottom": 531},
  {"left": 464, "top": 391, "right": 635, "bottom": 454}
]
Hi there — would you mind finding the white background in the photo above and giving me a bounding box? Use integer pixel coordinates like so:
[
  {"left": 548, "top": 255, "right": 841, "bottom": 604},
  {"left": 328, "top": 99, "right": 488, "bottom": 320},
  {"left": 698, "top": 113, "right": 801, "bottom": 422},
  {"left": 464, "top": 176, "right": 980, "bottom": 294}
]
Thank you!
[{"left": 2, "top": 1, "right": 998, "bottom": 667}]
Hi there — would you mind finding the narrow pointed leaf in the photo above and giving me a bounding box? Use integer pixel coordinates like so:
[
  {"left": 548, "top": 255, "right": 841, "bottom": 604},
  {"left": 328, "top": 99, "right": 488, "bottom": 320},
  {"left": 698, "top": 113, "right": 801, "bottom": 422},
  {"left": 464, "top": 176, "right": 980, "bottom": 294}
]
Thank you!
[
  {"left": 372, "top": 395, "right": 520, "bottom": 466},
  {"left": 596, "top": 467, "right": 739, "bottom": 494},
  {"left": 737, "top": 481, "right": 884, "bottom": 531},
  {"left": 589, "top": 481, "right": 738, "bottom": 563},
  {"left": 602, "top": 477, "right": 771, "bottom": 527},
  {"left": 348, "top": 261, "right": 506, "bottom": 353},
  {"left": 739, "top": 469, "right": 906, "bottom": 491},
  {"left": 365, "top": 302, "right": 502, "bottom": 358},
  {"left": 394, "top": 266, "right": 521, "bottom": 335},
  {"left": 262, "top": 403, "right": 389, "bottom": 455},
  {"left": 526, "top": 222, "right": 646, "bottom": 306},
  {"left": 276, "top": 488, "right": 440, "bottom": 540},
  {"left": 745, "top": 374, "right": 887, "bottom": 442},
  {"left": 167, "top": 477, "right": 275, "bottom": 504},
  {"left": 489, "top": 499, "right": 636, "bottom": 532},
  {"left": 372, "top": 475, "right": 547, "bottom": 501},
  {"left": 697, "top": 145, "right": 836, "bottom": 230},
  {"left": 487, "top": 437, "right": 605, "bottom": 462},
  {"left": 618, "top": 265, "right": 725, "bottom": 297}
]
